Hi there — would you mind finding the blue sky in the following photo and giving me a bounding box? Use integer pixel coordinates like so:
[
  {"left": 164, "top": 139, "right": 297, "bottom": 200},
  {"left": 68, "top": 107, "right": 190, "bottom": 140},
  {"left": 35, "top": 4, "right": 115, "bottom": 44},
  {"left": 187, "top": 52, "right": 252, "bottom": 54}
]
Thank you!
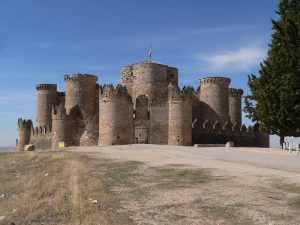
[{"left": 0, "top": 0, "right": 297, "bottom": 147}]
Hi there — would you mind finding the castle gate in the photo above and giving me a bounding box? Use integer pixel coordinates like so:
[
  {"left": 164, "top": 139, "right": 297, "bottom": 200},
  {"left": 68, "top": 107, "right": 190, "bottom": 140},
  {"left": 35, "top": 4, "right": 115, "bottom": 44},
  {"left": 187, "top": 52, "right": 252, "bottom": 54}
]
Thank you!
[{"left": 134, "top": 126, "right": 148, "bottom": 144}]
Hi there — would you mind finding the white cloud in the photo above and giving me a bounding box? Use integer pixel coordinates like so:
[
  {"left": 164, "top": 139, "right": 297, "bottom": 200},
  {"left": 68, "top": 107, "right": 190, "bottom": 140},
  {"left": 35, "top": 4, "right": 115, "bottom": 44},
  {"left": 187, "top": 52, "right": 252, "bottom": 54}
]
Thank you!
[{"left": 196, "top": 46, "right": 266, "bottom": 72}]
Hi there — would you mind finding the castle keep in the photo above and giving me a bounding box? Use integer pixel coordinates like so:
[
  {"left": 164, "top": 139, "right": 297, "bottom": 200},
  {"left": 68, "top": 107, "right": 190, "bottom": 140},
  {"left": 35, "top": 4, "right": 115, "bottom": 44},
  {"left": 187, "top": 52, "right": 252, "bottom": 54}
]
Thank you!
[{"left": 16, "top": 61, "right": 269, "bottom": 151}]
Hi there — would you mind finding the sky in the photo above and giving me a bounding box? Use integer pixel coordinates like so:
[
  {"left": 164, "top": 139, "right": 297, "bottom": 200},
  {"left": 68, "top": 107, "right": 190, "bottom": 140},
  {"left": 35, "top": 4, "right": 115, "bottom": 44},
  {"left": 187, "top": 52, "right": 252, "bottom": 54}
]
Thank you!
[{"left": 0, "top": 0, "right": 298, "bottom": 147}]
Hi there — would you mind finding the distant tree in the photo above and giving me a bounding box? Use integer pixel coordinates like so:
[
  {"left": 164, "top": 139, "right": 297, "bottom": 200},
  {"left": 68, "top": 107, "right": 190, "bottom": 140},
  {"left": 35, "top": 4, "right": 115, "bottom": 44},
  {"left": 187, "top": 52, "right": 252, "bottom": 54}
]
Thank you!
[{"left": 244, "top": 0, "right": 300, "bottom": 148}]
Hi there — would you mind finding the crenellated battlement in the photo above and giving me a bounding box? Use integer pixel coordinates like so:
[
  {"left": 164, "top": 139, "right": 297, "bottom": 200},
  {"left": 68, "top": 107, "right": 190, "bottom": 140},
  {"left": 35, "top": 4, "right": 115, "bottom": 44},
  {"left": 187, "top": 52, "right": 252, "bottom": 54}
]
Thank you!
[
  {"left": 36, "top": 84, "right": 57, "bottom": 91},
  {"left": 52, "top": 103, "right": 67, "bottom": 119},
  {"left": 64, "top": 73, "right": 98, "bottom": 82},
  {"left": 229, "top": 88, "right": 244, "bottom": 96},
  {"left": 195, "top": 119, "right": 257, "bottom": 134},
  {"left": 200, "top": 77, "right": 231, "bottom": 85},
  {"left": 32, "top": 124, "right": 52, "bottom": 135},
  {"left": 18, "top": 118, "right": 33, "bottom": 130},
  {"left": 168, "top": 84, "right": 193, "bottom": 101},
  {"left": 57, "top": 91, "right": 65, "bottom": 97},
  {"left": 100, "top": 84, "right": 132, "bottom": 102}
]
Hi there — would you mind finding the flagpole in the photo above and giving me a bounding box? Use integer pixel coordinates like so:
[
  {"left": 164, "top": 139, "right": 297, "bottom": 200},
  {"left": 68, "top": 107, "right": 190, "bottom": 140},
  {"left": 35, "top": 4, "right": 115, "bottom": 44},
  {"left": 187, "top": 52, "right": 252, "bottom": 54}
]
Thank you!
[{"left": 148, "top": 44, "right": 152, "bottom": 62}]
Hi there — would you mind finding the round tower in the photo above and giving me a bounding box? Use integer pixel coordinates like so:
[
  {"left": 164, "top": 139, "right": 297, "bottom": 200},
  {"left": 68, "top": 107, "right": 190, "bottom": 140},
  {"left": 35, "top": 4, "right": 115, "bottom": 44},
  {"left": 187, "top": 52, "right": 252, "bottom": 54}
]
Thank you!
[
  {"left": 64, "top": 74, "right": 98, "bottom": 116},
  {"left": 229, "top": 88, "right": 243, "bottom": 126},
  {"left": 99, "top": 85, "right": 134, "bottom": 145},
  {"left": 168, "top": 85, "right": 193, "bottom": 146},
  {"left": 51, "top": 103, "right": 66, "bottom": 148},
  {"left": 199, "top": 77, "right": 231, "bottom": 124},
  {"left": 132, "top": 62, "right": 168, "bottom": 103},
  {"left": 36, "top": 84, "right": 57, "bottom": 127},
  {"left": 17, "top": 119, "right": 32, "bottom": 151}
]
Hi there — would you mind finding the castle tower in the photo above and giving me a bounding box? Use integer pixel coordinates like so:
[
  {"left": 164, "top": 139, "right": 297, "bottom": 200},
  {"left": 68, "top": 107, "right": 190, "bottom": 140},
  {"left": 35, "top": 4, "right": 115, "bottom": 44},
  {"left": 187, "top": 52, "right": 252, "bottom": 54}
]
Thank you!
[
  {"left": 199, "top": 77, "right": 231, "bottom": 124},
  {"left": 229, "top": 88, "right": 243, "bottom": 126},
  {"left": 99, "top": 85, "right": 134, "bottom": 145},
  {"left": 36, "top": 84, "right": 57, "bottom": 127},
  {"left": 64, "top": 74, "right": 98, "bottom": 116},
  {"left": 131, "top": 62, "right": 169, "bottom": 103},
  {"left": 51, "top": 103, "right": 67, "bottom": 148},
  {"left": 168, "top": 84, "right": 193, "bottom": 146},
  {"left": 134, "top": 95, "right": 149, "bottom": 144},
  {"left": 17, "top": 119, "right": 32, "bottom": 151}
]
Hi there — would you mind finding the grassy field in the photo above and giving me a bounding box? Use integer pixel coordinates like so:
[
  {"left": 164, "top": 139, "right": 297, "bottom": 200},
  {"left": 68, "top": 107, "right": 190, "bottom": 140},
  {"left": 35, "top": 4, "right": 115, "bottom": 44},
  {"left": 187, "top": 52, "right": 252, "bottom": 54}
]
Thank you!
[{"left": 0, "top": 150, "right": 300, "bottom": 225}]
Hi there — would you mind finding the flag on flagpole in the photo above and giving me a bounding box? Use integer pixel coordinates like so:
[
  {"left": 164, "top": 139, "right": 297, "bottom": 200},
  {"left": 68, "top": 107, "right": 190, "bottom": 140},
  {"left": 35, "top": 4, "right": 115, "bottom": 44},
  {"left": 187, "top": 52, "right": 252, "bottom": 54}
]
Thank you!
[{"left": 148, "top": 45, "right": 152, "bottom": 62}]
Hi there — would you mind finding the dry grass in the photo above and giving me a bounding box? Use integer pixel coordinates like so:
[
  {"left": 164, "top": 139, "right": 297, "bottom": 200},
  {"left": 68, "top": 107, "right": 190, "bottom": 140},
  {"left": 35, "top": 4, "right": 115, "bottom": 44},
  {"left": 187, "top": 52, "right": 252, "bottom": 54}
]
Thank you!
[
  {"left": 0, "top": 151, "right": 134, "bottom": 225},
  {"left": 272, "top": 179, "right": 300, "bottom": 210}
]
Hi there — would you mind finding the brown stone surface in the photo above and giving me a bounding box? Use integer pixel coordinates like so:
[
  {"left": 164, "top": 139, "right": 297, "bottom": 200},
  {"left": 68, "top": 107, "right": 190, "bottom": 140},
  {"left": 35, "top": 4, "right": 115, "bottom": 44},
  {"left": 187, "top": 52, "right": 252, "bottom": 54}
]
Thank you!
[
  {"left": 36, "top": 84, "right": 57, "bottom": 127},
  {"left": 134, "top": 95, "right": 149, "bottom": 144},
  {"left": 51, "top": 103, "right": 66, "bottom": 148},
  {"left": 199, "top": 77, "right": 231, "bottom": 125},
  {"left": 64, "top": 74, "right": 98, "bottom": 116},
  {"left": 17, "top": 119, "right": 32, "bottom": 151},
  {"left": 149, "top": 103, "right": 169, "bottom": 144},
  {"left": 99, "top": 85, "right": 133, "bottom": 145},
  {"left": 229, "top": 88, "right": 243, "bottom": 126},
  {"left": 168, "top": 85, "right": 193, "bottom": 146}
]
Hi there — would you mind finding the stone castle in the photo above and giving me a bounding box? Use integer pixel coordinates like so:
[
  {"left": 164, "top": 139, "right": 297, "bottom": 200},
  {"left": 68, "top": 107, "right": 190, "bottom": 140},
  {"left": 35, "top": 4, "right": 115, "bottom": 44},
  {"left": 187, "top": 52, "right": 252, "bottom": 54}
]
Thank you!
[{"left": 16, "top": 60, "right": 269, "bottom": 151}]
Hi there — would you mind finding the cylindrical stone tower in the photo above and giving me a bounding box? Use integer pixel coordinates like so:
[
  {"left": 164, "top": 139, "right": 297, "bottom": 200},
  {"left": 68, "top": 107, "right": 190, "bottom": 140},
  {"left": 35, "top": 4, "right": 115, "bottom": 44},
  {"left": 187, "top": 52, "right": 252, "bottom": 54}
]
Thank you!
[
  {"left": 64, "top": 74, "right": 98, "bottom": 116},
  {"left": 36, "top": 84, "right": 57, "bottom": 127},
  {"left": 199, "top": 77, "right": 231, "bottom": 124},
  {"left": 229, "top": 88, "right": 243, "bottom": 126},
  {"left": 132, "top": 62, "right": 168, "bottom": 103},
  {"left": 168, "top": 85, "right": 193, "bottom": 146},
  {"left": 99, "top": 85, "right": 134, "bottom": 145},
  {"left": 17, "top": 119, "right": 32, "bottom": 151},
  {"left": 52, "top": 103, "right": 66, "bottom": 148}
]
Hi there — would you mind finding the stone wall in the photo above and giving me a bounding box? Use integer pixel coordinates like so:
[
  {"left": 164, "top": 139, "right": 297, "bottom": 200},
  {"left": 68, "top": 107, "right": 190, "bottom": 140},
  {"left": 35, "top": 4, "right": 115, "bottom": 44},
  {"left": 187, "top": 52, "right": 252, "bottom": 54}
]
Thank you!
[
  {"left": 149, "top": 102, "right": 169, "bottom": 144},
  {"left": 30, "top": 125, "right": 52, "bottom": 150},
  {"left": 134, "top": 95, "right": 149, "bottom": 144},
  {"left": 192, "top": 120, "right": 269, "bottom": 147}
]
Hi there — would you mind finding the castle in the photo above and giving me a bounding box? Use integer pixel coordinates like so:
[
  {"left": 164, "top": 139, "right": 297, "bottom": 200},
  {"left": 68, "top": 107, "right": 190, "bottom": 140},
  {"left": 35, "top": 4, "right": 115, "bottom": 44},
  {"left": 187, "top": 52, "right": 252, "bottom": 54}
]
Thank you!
[{"left": 16, "top": 60, "right": 269, "bottom": 151}]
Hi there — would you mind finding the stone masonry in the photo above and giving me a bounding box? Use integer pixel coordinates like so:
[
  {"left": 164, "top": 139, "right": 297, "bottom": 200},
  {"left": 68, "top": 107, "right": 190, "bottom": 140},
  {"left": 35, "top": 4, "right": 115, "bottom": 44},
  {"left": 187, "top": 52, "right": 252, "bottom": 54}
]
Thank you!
[{"left": 16, "top": 60, "right": 269, "bottom": 151}]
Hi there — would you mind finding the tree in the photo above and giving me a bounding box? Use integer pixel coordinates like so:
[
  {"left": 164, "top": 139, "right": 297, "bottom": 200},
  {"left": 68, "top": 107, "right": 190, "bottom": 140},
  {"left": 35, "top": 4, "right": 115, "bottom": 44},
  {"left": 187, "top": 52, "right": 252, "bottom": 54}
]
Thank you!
[{"left": 244, "top": 0, "right": 300, "bottom": 148}]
